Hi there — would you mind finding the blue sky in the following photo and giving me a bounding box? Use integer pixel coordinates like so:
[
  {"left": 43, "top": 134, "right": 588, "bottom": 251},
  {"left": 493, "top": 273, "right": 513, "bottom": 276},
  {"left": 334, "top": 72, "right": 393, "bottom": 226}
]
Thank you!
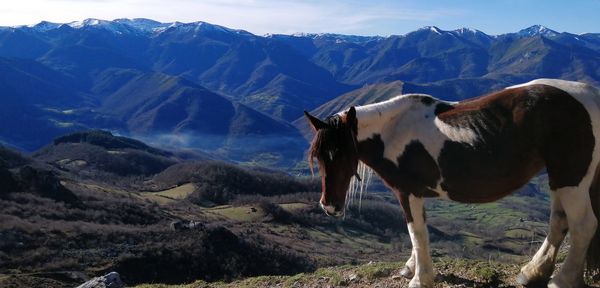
[{"left": 1, "top": 0, "right": 599, "bottom": 35}]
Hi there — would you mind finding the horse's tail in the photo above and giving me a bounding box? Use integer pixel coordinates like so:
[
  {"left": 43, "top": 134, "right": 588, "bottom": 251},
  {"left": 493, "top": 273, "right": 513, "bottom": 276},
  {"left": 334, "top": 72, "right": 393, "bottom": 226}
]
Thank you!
[{"left": 587, "top": 162, "right": 600, "bottom": 275}]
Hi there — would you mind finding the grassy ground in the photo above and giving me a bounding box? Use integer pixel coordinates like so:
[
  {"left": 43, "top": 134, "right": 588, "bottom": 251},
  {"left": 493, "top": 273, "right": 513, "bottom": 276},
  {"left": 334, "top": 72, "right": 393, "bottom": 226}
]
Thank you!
[
  {"left": 205, "top": 205, "right": 267, "bottom": 222},
  {"left": 134, "top": 258, "right": 600, "bottom": 288},
  {"left": 140, "top": 183, "right": 197, "bottom": 205}
]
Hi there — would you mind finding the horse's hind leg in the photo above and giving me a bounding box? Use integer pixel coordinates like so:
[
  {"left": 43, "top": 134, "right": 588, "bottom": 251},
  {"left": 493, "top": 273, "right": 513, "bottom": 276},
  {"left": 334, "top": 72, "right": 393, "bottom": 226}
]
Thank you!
[
  {"left": 549, "top": 185, "right": 598, "bottom": 288},
  {"left": 517, "top": 191, "right": 568, "bottom": 285}
]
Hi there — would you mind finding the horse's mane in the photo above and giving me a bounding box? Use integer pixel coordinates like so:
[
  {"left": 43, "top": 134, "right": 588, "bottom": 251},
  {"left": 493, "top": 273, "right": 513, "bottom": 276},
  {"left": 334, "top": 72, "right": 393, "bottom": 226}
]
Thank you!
[
  {"left": 307, "top": 115, "right": 344, "bottom": 176},
  {"left": 307, "top": 128, "right": 324, "bottom": 176}
]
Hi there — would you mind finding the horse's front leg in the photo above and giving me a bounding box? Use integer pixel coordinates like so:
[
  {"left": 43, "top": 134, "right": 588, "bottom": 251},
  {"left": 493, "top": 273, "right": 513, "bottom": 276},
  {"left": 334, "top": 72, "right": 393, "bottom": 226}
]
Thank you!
[
  {"left": 402, "top": 195, "right": 434, "bottom": 288},
  {"left": 400, "top": 249, "right": 416, "bottom": 279}
]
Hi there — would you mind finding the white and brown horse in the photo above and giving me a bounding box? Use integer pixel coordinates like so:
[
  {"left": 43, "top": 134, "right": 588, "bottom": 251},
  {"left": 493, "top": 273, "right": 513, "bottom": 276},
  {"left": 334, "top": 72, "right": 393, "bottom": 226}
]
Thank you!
[{"left": 305, "top": 79, "right": 600, "bottom": 288}]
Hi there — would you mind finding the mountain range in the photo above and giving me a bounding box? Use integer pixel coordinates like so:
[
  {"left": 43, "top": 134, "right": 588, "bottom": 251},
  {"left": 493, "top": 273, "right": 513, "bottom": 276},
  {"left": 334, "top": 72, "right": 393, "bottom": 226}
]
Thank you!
[{"left": 1, "top": 19, "right": 600, "bottom": 167}]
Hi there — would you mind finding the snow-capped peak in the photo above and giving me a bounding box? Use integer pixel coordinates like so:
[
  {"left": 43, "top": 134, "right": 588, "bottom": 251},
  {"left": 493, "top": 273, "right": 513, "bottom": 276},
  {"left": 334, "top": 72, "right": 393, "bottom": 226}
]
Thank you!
[
  {"left": 291, "top": 32, "right": 318, "bottom": 38},
  {"left": 155, "top": 21, "right": 253, "bottom": 37},
  {"left": 28, "top": 21, "right": 62, "bottom": 31},
  {"left": 450, "top": 27, "right": 494, "bottom": 40},
  {"left": 517, "top": 25, "right": 559, "bottom": 37},
  {"left": 454, "top": 27, "right": 480, "bottom": 34},
  {"left": 429, "top": 26, "right": 442, "bottom": 34},
  {"left": 113, "top": 18, "right": 168, "bottom": 33},
  {"left": 287, "top": 32, "right": 383, "bottom": 44},
  {"left": 68, "top": 18, "right": 104, "bottom": 28},
  {"left": 65, "top": 18, "right": 143, "bottom": 35},
  {"left": 416, "top": 26, "right": 444, "bottom": 35}
]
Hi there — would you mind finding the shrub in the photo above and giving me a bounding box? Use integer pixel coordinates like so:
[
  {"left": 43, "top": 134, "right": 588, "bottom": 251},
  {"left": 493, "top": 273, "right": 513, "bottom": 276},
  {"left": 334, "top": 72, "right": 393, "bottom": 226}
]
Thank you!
[{"left": 113, "top": 227, "right": 315, "bottom": 285}]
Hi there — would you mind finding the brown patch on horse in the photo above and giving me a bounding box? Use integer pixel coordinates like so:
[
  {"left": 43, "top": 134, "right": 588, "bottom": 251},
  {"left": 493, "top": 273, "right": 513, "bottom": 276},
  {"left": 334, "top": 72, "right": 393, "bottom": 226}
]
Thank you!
[
  {"left": 436, "top": 84, "right": 594, "bottom": 202},
  {"left": 358, "top": 136, "right": 440, "bottom": 222}
]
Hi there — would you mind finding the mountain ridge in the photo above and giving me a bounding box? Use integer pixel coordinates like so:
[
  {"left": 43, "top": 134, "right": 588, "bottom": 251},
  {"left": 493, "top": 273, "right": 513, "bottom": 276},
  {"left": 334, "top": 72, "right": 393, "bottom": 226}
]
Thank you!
[
  {"left": 7, "top": 19, "right": 589, "bottom": 38},
  {"left": 1, "top": 18, "right": 600, "bottom": 168}
]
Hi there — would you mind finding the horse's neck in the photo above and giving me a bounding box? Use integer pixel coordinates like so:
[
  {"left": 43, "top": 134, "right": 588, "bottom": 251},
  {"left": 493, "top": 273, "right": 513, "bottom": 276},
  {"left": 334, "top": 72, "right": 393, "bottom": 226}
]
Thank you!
[{"left": 354, "top": 95, "right": 416, "bottom": 141}]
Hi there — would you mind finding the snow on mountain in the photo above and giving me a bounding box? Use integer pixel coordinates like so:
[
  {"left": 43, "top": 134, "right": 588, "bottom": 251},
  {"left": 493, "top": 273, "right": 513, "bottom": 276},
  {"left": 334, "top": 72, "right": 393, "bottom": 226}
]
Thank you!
[
  {"left": 450, "top": 27, "right": 495, "bottom": 43},
  {"left": 65, "top": 18, "right": 144, "bottom": 35},
  {"left": 516, "top": 25, "right": 559, "bottom": 37},
  {"left": 410, "top": 26, "right": 446, "bottom": 35},
  {"left": 285, "top": 32, "right": 384, "bottom": 44},
  {"left": 28, "top": 21, "right": 62, "bottom": 32},
  {"left": 114, "top": 18, "right": 169, "bottom": 33},
  {"left": 3, "top": 19, "right": 585, "bottom": 44},
  {"left": 452, "top": 27, "right": 491, "bottom": 37},
  {"left": 18, "top": 18, "right": 253, "bottom": 37},
  {"left": 157, "top": 21, "right": 254, "bottom": 36},
  {"left": 427, "top": 26, "right": 443, "bottom": 35}
]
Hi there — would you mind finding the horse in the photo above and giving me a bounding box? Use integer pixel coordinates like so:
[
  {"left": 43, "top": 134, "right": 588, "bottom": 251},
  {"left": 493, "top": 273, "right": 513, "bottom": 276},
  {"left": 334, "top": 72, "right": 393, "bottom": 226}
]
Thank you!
[{"left": 304, "top": 79, "right": 600, "bottom": 288}]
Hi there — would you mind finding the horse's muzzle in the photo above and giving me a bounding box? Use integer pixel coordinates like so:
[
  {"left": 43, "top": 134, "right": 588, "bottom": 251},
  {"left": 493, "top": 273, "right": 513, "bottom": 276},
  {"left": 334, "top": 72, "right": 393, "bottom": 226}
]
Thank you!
[{"left": 320, "top": 201, "right": 344, "bottom": 217}]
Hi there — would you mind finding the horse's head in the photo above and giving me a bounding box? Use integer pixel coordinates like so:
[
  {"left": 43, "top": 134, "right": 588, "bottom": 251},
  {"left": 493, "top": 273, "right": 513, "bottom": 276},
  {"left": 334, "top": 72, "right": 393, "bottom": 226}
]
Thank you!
[{"left": 305, "top": 107, "right": 359, "bottom": 217}]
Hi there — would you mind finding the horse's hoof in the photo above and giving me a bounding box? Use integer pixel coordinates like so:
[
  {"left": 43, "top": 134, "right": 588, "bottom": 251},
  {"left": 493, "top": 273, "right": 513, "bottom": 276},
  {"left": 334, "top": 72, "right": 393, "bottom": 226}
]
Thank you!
[
  {"left": 408, "top": 278, "right": 433, "bottom": 288},
  {"left": 516, "top": 270, "right": 550, "bottom": 287},
  {"left": 516, "top": 272, "right": 533, "bottom": 285},
  {"left": 400, "top": 266, "right": 414, "bottom": 279},
  {"left": 548, "top": 276, "right": 583, "bottom": 288}
]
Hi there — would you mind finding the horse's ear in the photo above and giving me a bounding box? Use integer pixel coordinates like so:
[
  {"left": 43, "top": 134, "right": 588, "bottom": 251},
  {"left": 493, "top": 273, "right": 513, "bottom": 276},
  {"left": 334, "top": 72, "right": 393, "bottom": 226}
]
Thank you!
[
  {"left": 347, "top": 106, "right": 356, "bottom": 122},
  {"left": 304, "top": 111, "right": 328, "bottom": 130}
]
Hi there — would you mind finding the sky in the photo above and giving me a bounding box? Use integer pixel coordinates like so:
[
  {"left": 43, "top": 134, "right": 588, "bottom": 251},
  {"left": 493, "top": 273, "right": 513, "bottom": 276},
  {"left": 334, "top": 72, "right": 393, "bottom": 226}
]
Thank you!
[{"left": 0, "top": 0, "right": 599, "bottom": 36}]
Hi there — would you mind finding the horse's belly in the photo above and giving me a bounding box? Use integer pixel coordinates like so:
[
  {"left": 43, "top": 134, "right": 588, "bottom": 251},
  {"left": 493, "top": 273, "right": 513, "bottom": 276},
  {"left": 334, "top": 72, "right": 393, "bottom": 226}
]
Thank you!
[
  {"left": 437, "top": 142, "right": 545, "bottom": 203},
  {"left": 442, "top": 175, "right": 537, "bottom": 203}
]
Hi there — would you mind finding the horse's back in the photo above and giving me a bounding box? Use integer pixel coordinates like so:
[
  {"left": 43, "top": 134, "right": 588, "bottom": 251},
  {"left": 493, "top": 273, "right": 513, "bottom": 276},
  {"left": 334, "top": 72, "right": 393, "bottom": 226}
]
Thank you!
[{"left": 509, "top": 78, "right": 600, "bottom": 114}]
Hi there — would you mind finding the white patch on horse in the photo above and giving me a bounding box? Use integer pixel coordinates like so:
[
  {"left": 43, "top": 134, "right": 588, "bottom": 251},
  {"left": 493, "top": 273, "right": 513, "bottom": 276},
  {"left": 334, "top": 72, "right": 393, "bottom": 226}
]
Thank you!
[
  {"left": 352, "top": 94, "right": 423, "bottom": 142},
  {"left": 351, "top": 95, "right": 476, "bottom": 199},
  {"left": 428, "top": 184, "right": 450, "bottom": 200},
  {"left": 433, "top": 117, "right": 478, "bottom": 145}
]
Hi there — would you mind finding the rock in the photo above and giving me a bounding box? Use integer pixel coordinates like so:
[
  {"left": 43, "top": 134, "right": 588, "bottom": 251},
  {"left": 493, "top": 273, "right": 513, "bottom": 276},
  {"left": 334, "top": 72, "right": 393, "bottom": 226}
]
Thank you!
[
  {"left": 348, "top": 273, "right": 358, "bottom": 281},
  {"left": 170, "top": 220, "right": 204, "bottom": 231},
  {"left": 76, "top": 272, "right": 123, "bottom": 288}
]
